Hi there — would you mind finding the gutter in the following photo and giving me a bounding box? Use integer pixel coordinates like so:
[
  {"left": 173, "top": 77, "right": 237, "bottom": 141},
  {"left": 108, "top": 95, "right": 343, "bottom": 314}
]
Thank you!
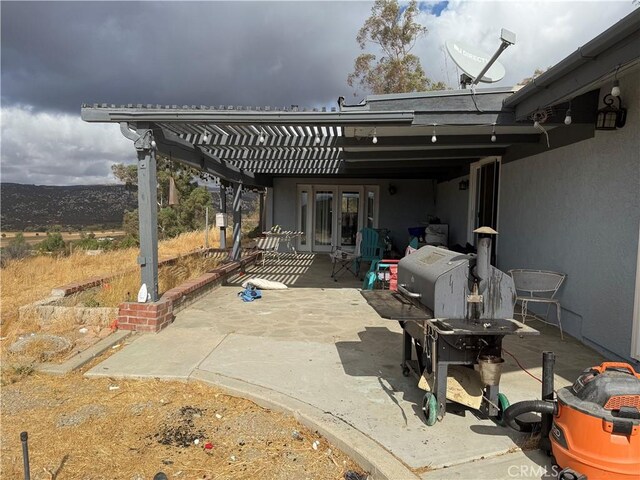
[
  {"left": 81, "top": 105, "right": 415, "bottom": 125},
  {"left": 504, "top": 9, "right": 640, "bottom": 108}
]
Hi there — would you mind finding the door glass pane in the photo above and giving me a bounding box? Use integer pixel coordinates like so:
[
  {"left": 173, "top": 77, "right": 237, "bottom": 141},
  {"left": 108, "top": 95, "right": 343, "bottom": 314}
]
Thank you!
[
  {"left": 367, "top": 191, "right": 375, "bottom": 228},
  {"left": 315, "top": 191, "right": 333, "bottom": 246},
  {"left": 299, "top": 191, "right": 308, "bottom": 246},
  {"left": 341, "top": 191, "right": 360, "bottom": 247}
]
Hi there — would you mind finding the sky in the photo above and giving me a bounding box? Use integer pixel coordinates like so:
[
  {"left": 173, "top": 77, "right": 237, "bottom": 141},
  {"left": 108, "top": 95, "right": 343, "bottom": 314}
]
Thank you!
[{"left": 1, "top": 0, "right": 636, "bottom": 185}]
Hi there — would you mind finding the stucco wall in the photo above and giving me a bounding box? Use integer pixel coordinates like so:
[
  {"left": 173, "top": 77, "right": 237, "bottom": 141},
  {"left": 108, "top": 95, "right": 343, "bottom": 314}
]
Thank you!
[
  {"left": 272, "top": 177, "right": 437, "bottom": 252},
  {"left": 498, "top": 70, "right": 640, "bottom": 362},
  {"left": 436, "top": 175, "right": 469, "bottom": 247}
]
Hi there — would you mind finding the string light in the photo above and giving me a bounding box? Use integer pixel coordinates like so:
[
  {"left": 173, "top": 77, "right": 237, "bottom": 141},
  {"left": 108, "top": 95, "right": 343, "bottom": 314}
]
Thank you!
[
  {"left": 431, "top": 124, "right": 437, "bottom": 143},
  {"left": 564, "top": 106, "right": 572, "bottom": 125},
  {"left": 611, "top": 80, "right": 621, "bottom": 97},
  {"left": 372, "top": 127, "right": 378, "bottom": 144},
  {"left": 491, "top": 124, "right": 497, "bottom": 142}
]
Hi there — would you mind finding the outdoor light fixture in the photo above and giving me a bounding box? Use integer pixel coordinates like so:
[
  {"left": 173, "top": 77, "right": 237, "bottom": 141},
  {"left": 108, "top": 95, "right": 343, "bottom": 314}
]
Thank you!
[
  {"left": 202, "top": 129, "right": 210, "bottom": 143},
  {"left": 611, "top": 80, "right": 621, "bottom": 97},
  {"left": 372, "top": 127, "right": 378, "bottom": 144},
  {"left": 459, "top": 180, "right": 469, "bottom": 191},
  {"left": 490, "top": 124, "right": 497, "bottom": 142},
  {"left": 431, "top": 124, "right": 437, "bottom": 143},
  {"left": 314, "top": 133, "right": 321, "bottom": 144},
  {"left": 258, "top": 129, "right": 266, "bottom": 144},
  {"left": 564, "top": 105, "right": 572, "bottom": 125},
  {"left": 595, "top": 93, "right": 627, "bottom": 130}
]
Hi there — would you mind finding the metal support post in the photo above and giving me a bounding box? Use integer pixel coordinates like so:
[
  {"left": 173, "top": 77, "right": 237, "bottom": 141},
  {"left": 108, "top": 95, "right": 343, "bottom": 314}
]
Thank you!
[
  {"left": 258, "top": 190, "right": 265, "bottom": 234},
  {"left": 540, "top": 351, "right": 555, "bottom": 453},
  {"left": 205, "top": 207, "right": 209, "bottom": 249},
  {"left": 123, "top": 122, "right": 159, "bottom": 302},
  {"left": 231, "top": 183, "right": 242, "bottom": 261},
  {"left": 219, "top": 183, "right": 227, "bottom": 250}
]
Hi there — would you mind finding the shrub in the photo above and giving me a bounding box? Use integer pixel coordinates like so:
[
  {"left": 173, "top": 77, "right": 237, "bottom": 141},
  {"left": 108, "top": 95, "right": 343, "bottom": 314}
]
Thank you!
[
  {"left": 75, "top": 232, "right": 100, "bottom": 250},
  {"left": 37, "top": 232, "right": 66, "bottom": 253},
  {"left": 118, "top": 234, "right": 139, "bottom": 249},
  {"left": 1, "top": 233, "right": 31, "bottom": 265}
]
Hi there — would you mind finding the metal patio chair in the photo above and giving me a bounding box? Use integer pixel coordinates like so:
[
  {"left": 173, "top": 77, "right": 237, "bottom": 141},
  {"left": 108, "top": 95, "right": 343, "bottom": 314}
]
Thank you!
[
  {"left": 256, "top": 235, "right": 282, "bottom": 266},
  {"left": 508, "top": 269, "right": 566, "bottom": 340}
]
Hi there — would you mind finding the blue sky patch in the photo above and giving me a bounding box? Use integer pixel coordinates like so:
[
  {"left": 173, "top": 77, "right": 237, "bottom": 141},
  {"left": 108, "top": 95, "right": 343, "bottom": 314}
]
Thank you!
[{"left": 418, "top": 1, "right": 449, "bottom": 17}]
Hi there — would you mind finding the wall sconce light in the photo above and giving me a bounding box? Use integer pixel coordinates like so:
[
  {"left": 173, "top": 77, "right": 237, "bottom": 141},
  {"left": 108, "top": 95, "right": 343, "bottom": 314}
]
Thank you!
[
  {"left": 459, "top": 180, "right": 469, "bottom": 191},
  {"left": 388, "top": 184, "right": 397, "bottom": 195},
  {"left": 595, "top": 93, "right": 627, "bottom": 130}
]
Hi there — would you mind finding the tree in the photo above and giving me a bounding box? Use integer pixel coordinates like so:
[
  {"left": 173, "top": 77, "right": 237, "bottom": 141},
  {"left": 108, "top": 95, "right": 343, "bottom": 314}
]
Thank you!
[
  {"left": 517, "top": 67, "right": 549, "bottom": 86},
  {"left": 111, "top": 154, "right": 213, "bottom": 240},
  {"left": 347, "top": 0, "right": 446, "bottom": 95}
]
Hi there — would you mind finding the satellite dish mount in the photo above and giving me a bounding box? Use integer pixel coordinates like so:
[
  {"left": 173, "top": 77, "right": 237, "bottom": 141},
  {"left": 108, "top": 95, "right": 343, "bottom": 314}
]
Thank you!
[{"left": 446, "top": 28, "right": 516, "bottom": 89}]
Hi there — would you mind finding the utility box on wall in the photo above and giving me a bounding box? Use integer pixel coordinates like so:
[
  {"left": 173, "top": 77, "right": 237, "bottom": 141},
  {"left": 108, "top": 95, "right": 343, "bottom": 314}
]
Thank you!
[{"left": 215, "top": 213, "right": 227, "bottom": 228}]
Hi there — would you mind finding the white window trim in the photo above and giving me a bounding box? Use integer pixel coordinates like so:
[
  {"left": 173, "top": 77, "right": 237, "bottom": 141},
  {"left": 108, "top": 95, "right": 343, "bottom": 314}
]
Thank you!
[
  {"left": 296, "top": 183, "right": 380, "bottom": 253},
  {"left": 467, "top": 156, "right": 501, "bottom": 245}
]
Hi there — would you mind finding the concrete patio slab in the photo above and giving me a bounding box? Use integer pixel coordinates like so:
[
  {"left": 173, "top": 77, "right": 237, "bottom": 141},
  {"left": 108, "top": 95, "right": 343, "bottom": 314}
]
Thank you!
[
  {"left": 197, "top": 332, "right": 525, "bottom": 470},
  {"left": 85, "top": 255, "right": 604, "bottom": 478},
  {"left": 425, "top": 450, "right": 555, "bottom": 480},
  {"left": 86, "top": 329, "right": 227, "bottom": 379}
]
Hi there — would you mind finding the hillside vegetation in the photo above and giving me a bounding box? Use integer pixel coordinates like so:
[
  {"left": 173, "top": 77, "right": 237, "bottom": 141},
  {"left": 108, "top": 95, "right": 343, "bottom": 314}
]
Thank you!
[{"left": 1, "top": 183, "right": 137, "bottom": 231}]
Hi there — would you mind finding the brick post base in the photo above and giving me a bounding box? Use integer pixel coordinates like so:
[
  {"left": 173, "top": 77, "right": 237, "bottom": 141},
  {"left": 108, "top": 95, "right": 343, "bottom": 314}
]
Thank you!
[{"left": 117, "top": 300, "right": 173, "bottom": 333}]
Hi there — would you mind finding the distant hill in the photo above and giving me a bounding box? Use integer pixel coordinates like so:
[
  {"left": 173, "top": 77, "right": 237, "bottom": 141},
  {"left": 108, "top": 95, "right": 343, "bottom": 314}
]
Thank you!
[{"left": 1, "top": 183, "right": 137, "bottom": 231}]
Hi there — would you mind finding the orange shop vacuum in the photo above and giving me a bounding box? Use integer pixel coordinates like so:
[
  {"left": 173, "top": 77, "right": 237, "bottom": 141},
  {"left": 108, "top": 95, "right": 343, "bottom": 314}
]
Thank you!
[{"left": 504, "top": 352, "right": 640, "bottom": 480}]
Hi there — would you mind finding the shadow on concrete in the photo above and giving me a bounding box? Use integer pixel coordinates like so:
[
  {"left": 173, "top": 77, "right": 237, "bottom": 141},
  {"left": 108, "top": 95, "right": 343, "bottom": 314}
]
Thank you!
[
  {"left": 335, "top": 326, "right": 438, "bottom": 422},
  {"left": 225, "top": 252, "right": 365, "bottom": 289}
]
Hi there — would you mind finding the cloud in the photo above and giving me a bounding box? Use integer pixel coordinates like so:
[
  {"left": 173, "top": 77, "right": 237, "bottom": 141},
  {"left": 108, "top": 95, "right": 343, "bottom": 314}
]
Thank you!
[
  {"left": 1, "top": 105, "right": 133, "bottom": 185},
  {"left": 414, "top": 0, "right": 636, "bottom": 87},
  {"left": 0, "top": 1, "right": 369, "bottom": 113},
  {"left": 0, "top": 1, "right": 636, "bottom": 185}
]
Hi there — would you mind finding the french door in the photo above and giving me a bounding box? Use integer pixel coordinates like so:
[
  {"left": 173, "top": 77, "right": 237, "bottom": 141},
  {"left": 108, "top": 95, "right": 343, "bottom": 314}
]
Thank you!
[{"left": 297, "top": 185, "right": 378, "bottom": 252}]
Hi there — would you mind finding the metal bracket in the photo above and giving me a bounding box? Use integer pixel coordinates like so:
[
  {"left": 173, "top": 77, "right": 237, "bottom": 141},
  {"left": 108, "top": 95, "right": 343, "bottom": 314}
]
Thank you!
[{"left": 120, "top": 122, "right": 154, "bottom": 151}]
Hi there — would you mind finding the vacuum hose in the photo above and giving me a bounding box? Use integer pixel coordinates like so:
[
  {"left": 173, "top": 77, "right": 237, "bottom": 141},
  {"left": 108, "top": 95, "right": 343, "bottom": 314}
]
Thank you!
[{"left": 503, "top": 400, "right": 557, "bottom": 432}]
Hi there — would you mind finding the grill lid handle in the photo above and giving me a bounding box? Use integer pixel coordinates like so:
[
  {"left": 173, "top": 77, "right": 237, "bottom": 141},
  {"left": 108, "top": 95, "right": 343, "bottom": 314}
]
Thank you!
[{"left": 398, "top": 284, "right": 421, "bottom": 299}]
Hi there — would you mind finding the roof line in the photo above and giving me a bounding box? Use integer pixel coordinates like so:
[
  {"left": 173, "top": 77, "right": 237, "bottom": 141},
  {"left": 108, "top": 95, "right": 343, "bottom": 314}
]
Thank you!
[{"left": 504, "top": 9, "right": 640, "bottom": 108}]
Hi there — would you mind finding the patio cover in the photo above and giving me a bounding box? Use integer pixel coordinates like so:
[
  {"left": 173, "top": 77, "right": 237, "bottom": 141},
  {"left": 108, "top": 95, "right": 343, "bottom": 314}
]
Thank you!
[{"left": 82, "top": 86, "right": 598, "bottom": 184}]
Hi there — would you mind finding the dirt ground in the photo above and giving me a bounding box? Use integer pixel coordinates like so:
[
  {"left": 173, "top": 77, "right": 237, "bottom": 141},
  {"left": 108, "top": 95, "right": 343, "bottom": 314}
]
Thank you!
[{"left": 0, "top": 356, "right": 365, "bottom": 480}]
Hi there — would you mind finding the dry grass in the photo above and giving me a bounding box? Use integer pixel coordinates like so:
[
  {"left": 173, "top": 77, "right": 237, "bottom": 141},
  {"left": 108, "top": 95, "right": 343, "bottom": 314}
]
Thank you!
[
  {"left": 0, "top": 228, "right": 223, "bottom": 333},
  {"left": 71, "top": 252, "right": 228, "bottom": 308},
  {"left": 0, "top": 364, "right": 362, "bottom": 479}
]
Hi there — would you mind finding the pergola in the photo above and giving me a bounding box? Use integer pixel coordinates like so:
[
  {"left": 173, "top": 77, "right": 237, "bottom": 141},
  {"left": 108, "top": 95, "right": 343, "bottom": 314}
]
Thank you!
[{"left": 81, "top": 86, "right": 599, "bottom": 301}]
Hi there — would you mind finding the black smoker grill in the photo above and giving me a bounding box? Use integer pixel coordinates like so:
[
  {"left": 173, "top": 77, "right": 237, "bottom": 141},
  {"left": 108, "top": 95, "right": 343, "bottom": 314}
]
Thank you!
[{"left": 362, "top": 229, "right": 538, "bottom": 425}]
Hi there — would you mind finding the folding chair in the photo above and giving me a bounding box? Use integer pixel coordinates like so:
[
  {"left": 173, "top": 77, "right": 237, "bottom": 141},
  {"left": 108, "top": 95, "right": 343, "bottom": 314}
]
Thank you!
[
  {"left": 329, "top": 231, "right": 362, "bottom": 281},
  {"left": 256, "top": 235, "right": 281, "bottom": 266}
]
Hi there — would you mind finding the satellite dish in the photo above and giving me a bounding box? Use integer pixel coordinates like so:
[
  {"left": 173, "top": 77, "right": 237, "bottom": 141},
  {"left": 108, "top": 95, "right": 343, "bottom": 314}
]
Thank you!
[{"left": 446, "top": 40, "right": 506, "bottom": 83}]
